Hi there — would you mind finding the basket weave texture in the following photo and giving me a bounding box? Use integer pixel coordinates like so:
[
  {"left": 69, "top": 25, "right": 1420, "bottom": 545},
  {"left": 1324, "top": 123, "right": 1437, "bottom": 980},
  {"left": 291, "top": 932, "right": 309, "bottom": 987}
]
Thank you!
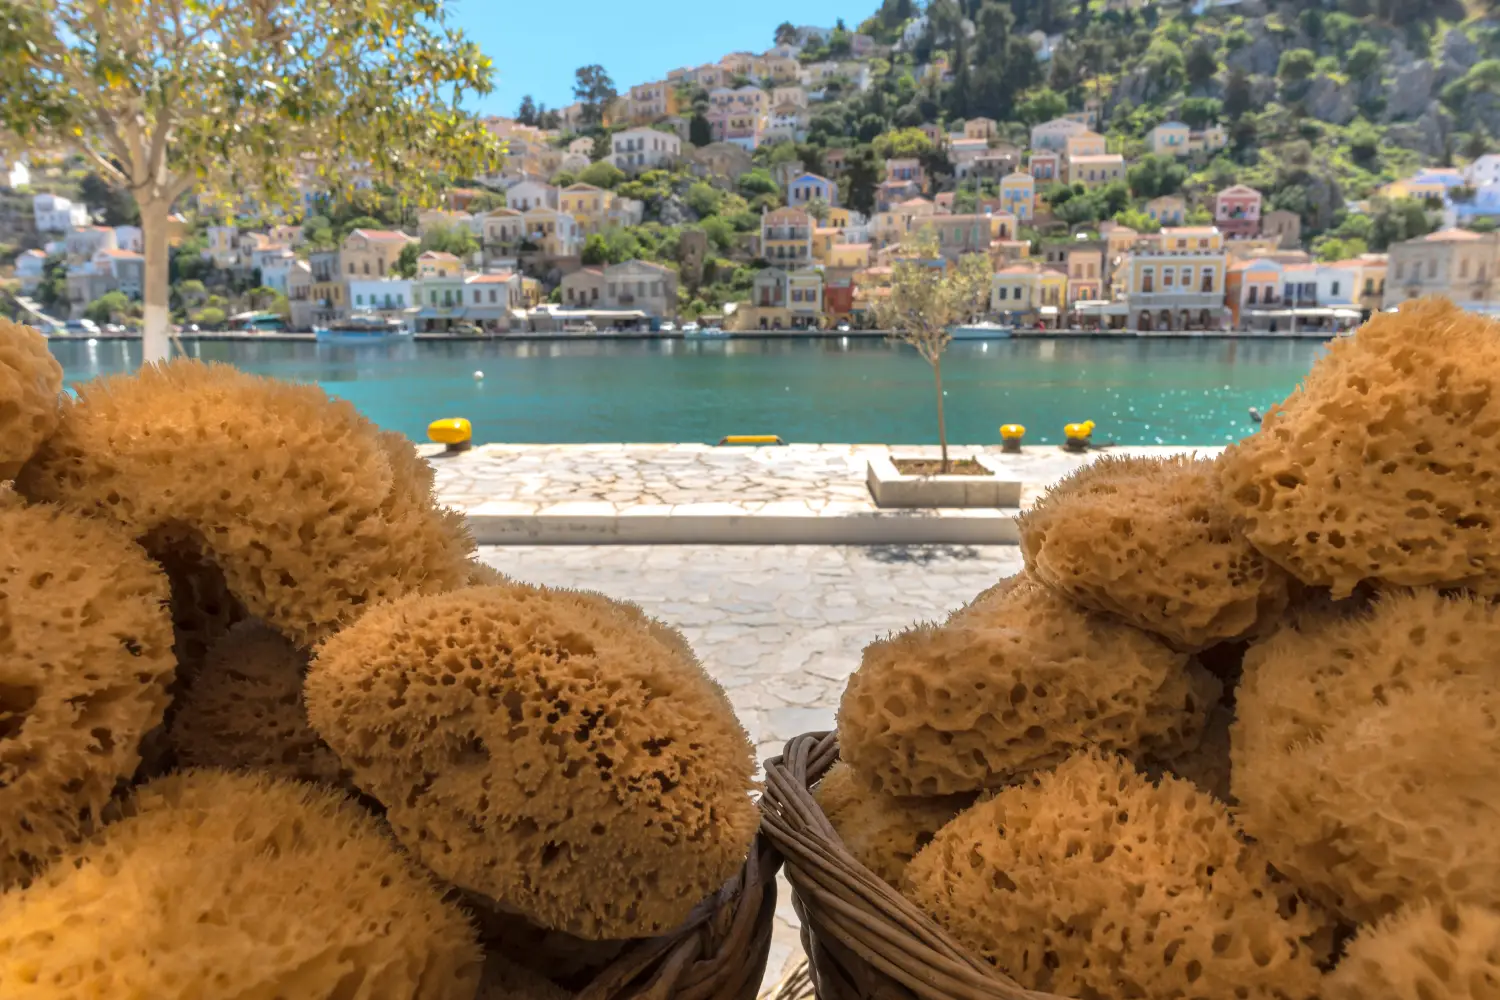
[
  {"left": 576, "top": 831, "right": 782, "bottom": 1000},
  {"left": 760, "top": 732, "right": 1062, "bottom": 1000}
]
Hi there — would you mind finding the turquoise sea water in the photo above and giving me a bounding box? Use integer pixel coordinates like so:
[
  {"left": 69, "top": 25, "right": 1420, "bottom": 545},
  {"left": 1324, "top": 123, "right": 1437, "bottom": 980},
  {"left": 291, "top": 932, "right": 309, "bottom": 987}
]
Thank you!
[{"left": 46, "top": 336, "right": 1326, "bottom": 446}]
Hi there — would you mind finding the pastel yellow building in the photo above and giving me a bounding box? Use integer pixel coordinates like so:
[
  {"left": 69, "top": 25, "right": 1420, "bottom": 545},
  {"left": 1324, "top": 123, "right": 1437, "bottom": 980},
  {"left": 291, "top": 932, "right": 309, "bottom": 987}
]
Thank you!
[
  {"left": 1068, "top": 153, "right": 1126, "bottom": 189},
  {"left": 560, "top": 183, "right": 612, "bottom": 234},
  {"left": 1160, "top": 226, "right": 1224, "bottom": 251},
  {"left": 828, "top": 242, "right": 871, "bottom": 268}
]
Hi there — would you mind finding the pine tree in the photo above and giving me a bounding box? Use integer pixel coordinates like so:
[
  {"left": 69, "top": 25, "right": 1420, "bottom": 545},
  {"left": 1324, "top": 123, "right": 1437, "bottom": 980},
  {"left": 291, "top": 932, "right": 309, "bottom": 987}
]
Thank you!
[{"left": 516, "top": 95, "right": 538, "bottom": 126}]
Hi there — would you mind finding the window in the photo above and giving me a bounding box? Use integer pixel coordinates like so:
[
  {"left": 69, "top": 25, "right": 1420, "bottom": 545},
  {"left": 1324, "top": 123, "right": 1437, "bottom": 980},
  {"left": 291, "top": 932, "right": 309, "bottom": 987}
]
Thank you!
[
  {"left": 1201, "top": 267, "right": 1214, "bottom": 293},
  {"left": 997, "top": 286, "right": 1007, "bottom": 301},
  {"left": 348, "top": 262, "right": 356, "bottom": 274},
  {"left": 1429, "top": 260, "right": 1438, "bottom": 279},
  {"left": 1364, "top": 278, "right": 1374, "bottom": 294},
  {"left": 1164, "top": 268, "right": 1174, "bottom": 288},
  {"left": 473, "top": 289, "right": 481, "bottom": 304},
  {"left": 490, "top": 289, "right": 498, "bottom": 304},
  {"left": 1248, "top": 286, "right": 1258, "bottom": 305},
  {"left": 356, "top": 293, "right": 364, "bottom": 305},
  {"left": 1142, "top": 268, "right": 1154, "bottom": 293},
  {"left": 1331, "top": 280, "right": 1341, "bottom": 296},
  {"left": 363, "top": 261, "right": 370, "bottom": 275},
  {"left": 430, "top": 291, "right": 438, "bottom": 305}
]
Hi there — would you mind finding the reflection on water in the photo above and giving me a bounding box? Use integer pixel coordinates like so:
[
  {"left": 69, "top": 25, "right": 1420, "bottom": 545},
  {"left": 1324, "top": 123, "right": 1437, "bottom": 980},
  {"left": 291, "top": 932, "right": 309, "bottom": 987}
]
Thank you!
[{"left": 49, "top": 335, "right": 1327, "bottom": 446}]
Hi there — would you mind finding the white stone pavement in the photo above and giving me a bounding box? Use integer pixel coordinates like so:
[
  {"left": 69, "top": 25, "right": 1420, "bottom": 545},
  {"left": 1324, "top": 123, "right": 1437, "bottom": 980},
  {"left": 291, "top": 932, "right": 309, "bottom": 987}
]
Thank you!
[
  {"left": 477, "top": 544, "right": 1026, "bottom": 992},
  {"left": 429, "top": 443, "right": 1228, "bottom": 544}
]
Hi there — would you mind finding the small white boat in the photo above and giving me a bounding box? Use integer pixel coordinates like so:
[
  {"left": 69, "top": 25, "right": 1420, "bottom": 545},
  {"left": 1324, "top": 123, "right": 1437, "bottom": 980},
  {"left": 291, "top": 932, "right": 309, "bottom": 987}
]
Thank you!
[
  {"left": 950, "top": 322, "right": 1013, "bottom": 340},
  {"left": 685, "top": 326, "right": 731, "bottom": 338},
  {"left": 315, "top": 316, "right": 412, "bottom": 345}
]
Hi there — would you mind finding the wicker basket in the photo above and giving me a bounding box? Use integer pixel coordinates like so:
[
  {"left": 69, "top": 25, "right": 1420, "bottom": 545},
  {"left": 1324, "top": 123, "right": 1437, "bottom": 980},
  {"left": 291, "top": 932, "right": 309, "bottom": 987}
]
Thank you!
[
  {"left": 760, "top": 732, "right": 1057, "bottom": 1000},
  {"left": 570, "top": 830, "right": 782, "bottom": 1000}
]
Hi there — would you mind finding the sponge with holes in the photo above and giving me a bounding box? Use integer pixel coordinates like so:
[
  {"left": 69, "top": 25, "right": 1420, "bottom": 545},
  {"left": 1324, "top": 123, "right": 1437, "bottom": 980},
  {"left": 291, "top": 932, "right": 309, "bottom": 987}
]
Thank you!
[
  {"left": 1020, "top": 454, "right": 1290, "bottom": 650},
  {"left": 903, "top": 751, "right": 1326, "bottom": 1000},
  {"left": 1327, "top": 901, "right": 1500, "bottom": 1000},
  {"left": 0, "top": 317, "right": 62, "bottom": 481},
  {"left": 814, "top": 762, "right": 975, "bottom": 886},
  {"left": 1218, "top": 297, "right": 1500, "bottom": 596},
  {"left": 305, "top": 582, "right": 759, "bottom": 940},
  {"left": 0, "top": 501, "right": 175, "bottom": 889},
  {"left": 838, "top": 574, "right": 1220, "bottom": 796},
  {"left": 15, "top": 360, "right": 474, "bottom": 645},
  {"left": 0, "top": 770, "right": 482, "bottom": 999},
  {"left": 167, "top": 621, "right": 346, "bottom": 785},
  {"left": 1232, "top": 588, "right": 1500, "bottom": 772},
  {"left": 1234, "top": 680, "right": 1500, "bottom": 924}
]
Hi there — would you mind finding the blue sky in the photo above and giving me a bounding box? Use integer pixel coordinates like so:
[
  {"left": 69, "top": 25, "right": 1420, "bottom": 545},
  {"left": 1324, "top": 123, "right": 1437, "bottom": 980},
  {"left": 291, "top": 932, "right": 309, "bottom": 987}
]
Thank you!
[{"left": 452, "top": 0, "right": 876, "bottom": 116}]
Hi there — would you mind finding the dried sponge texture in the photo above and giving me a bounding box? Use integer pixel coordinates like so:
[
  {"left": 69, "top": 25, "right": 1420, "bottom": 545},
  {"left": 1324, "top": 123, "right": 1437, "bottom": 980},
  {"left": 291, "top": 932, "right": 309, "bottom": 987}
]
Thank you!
[
  {"left": 1235, "top": 681, "right": 1500, "bottom": 924},
  {"left": 0, "top": 318, "right": 62, "bottom": 481},
  {"left": 168, "top": 621, "right": 346, "bottom": 785},
  {"left": 904, "top": 752, "right": 1325, "bottom": 1000},
  {"left": 1327, "top": 902, "right": 1500, "bottom": 1000},
  {"left": 305, "top": 582, "right": 759, "bottom": 940},
  {"left": 0, "top": 770, "right": 482, "bottom": 999},
  {"left": 838, "top": 575, "right": 1220, "bottom": 796},
  {"left": 1020, "top": 454, "right": 1290, "bottom": 649},
  {"left": 1232, "top": 588, "right": 1500, "bottom": 770},
  {"left": 1219, "top": 298, "right": 1500, "bottom": 596},
  {"left": 0, "top": 501, "right": 175, "bottom": 888},
  {"left": 477, "top": 954, "right": 571, "bottom": 1000},
  {"left": 15, "top": 359, "right": 474, "bottom": 645},
  {"left": 1144, "top": 701, "right": 1233, "bottom": 803},
  {"left": 813, "top": 762, "right": 973, "bottom": 885}
]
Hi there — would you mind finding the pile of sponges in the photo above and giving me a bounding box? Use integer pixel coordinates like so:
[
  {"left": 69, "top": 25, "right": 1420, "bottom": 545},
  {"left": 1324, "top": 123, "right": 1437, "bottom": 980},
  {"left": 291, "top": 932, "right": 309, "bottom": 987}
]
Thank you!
[
  {"left": 826, "top": 298, "right": 1500, "bottom": 998},
  {"left": 0, "top": 317, "right": 759, "bottom": 999}
]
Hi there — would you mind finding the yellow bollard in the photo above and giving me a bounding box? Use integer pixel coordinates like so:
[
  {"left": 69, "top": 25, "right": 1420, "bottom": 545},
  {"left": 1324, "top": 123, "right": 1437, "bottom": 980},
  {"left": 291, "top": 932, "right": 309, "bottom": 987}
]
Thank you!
[
  {"left": 1063, "top": 420, "right": 1095, "bottom": 453},
  {"left": 428, "top": 417, "right": 473, "bottom": 454},
  {"left": 999, "top": 423, "right": 1026, "bottom": 453}
]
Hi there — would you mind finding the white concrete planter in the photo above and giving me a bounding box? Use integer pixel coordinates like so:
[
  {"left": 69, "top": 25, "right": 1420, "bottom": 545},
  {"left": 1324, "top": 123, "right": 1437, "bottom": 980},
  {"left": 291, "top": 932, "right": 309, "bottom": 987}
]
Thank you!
[{"left": 866, "top": 454, "right": 1023, "bottom": 508}]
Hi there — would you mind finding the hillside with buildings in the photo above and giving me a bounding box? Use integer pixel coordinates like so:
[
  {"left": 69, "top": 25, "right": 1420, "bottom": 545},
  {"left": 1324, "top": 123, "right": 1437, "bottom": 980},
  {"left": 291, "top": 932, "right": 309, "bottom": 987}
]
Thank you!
[{"left": 6, "top": 0, "right": 1500, "bottom": 332}]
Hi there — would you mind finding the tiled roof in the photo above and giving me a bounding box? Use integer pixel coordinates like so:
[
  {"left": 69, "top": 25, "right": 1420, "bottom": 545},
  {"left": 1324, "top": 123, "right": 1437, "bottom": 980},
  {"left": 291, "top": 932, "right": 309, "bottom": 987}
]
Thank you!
[
  {"left": 419, "top": 251, "right": 460, "bottom": 261},
  {"left": 467, "top": 272, "right": 516, "bottom": 283},
  {"left": 351, "top": 229, "right": 414, "bottom": 241},
  {"left": 1424, "top": 229, "right": 1482, "bottom": 242}
]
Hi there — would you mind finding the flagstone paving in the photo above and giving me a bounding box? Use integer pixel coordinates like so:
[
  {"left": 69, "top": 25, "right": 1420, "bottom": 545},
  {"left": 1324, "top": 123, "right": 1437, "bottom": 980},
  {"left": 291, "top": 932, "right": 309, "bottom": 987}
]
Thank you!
[
  {"left": 476, "top": 542, "right": 1027, "bottom": 991},
  {"left": 431, "top": 442, "right": 1227, "bottom": 543}
]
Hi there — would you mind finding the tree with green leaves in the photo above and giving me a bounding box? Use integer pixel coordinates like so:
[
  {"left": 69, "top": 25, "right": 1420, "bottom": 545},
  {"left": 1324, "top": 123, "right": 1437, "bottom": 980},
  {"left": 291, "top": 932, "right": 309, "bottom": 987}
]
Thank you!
[
  {"left": 84, "top": 290, "right": 131, "bottom": 325},
  {"left": 689, "top": 112, "right": 713, "bottom": 147},
  {"left": 1185, "top": 39, "right": 1219, "bottom": 90},
  {"left": 578, "top": 160, "right": 625, "bottom": 189},
  {"left": 1224, "top": 68, "right": 1253, "bottom": 119},
  {"left": 421, "top": 222, "right": 479, "bottom": 259},
  {"left": 1345, "top": 40, "right": 1383, "bottom": 83},
  {"left": 395, "top": 242, "right": 420, "bottom": 278},
  {"left": 1278, "top": 49, "right": 1318, "bottom": 86},
  {"left": 573, "top": 64, "right": 617, "bottom": 127},
  {"left": 516, "top": 95, "right": 539, "bottom": 126},
  {"left": 843, "top": 145, "right": 882, "bottom": 216},
  {"left": 79, "top": 171, "right": 140, "bottom": 226},
  {"left": 775, "top": 22, "right": 798, "bottom": 46},
  {"left": 0, "top": 0, "right": 500, "bottom": 363},
  {"left": 874, "top": 231, "right": 991, "bottom": 474}
]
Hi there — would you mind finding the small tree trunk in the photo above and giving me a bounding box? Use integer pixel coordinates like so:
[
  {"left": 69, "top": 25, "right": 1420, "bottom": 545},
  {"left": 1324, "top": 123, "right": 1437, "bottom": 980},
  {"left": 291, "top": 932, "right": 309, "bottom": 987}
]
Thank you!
[
  {"left": 933, "top": 355, "right": 950, "bottom": 474},
  {"left": 140, "top": 199, "right": 173, "bottom": 364}
]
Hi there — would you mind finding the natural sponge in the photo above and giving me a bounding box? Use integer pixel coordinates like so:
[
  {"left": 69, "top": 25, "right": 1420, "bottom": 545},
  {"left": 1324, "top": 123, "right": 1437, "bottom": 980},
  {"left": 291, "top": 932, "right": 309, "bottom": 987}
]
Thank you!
[
  {"left": 305, "top": 582, "right": 759, "bottom": 940},
  {"left": 0, "top": 770, "right": 482, "bottom": 999},
  {"left": 167, "top": 621, "right": 346, "bottom": 785},
  {"left": 15, "top": 359, "right": 474, "bottom": 645},
  {"left": 0, "top": 317, "right": 62, "bottom": 481},
  {"left": 1219, "top": 297, "right": 1500, "bottom": 596},
  {"left": 1327, "top": 901, "right": 1500, "bottom": 1000},
  {"left": 838, "top": 575, "right": 1220, "bottom": 796},
  {"left": 814, "top": 762, "right": 974, "bottom": 886},
  {"left": 904, "top": 752, "right": 1325, "bottom": 1000},
  {"left": 1235, "top": 680, "right": 1500, "bottom": 924},
  {"left": 1232, "top": 588, "right": 1500, "bottom": 768},
  {"left": 0, "top": 501, "right": 175, "bottom": 888},
  {"left": 1020, "top": 454, "right": 1290, "bottom": 649}
]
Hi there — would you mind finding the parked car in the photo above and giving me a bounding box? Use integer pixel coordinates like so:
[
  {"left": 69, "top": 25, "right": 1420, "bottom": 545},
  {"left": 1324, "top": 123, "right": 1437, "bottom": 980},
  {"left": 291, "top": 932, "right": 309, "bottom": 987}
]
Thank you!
[
  {"left": 660, "top": 321, "right": 676, "bottom": 333},
  {"left": 682, "top": 321, "right": 700, "bottom": 333},
  {"left": 63, "top": 318, "right": 100, "bottom": 335}
]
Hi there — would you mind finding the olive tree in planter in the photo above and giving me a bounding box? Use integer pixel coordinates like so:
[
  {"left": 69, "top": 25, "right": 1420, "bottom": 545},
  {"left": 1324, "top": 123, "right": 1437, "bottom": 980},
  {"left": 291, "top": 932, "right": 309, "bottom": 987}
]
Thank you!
[
  {"left": 0, "top": 0, "right": 501, "bottom": 363},
  {"left": 874, "top": 230, "right": 993, "bottom": 474}
]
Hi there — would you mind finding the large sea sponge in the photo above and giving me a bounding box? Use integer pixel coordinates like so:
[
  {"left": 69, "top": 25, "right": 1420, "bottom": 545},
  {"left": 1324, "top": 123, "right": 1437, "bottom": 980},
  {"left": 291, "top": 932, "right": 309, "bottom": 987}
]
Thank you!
[
  {"left": 15, "top": 360, "right": 474, "bottom": 646},
  {"left": 1218, "top": 298, "right": 1500, "bottom": 595},
  {"left": 1235, "top": 681, "right": 1500, "bottom": 924},
  {"left": 168, "top": 620, "right": 346, "bottom": 785},
  {"left": 814, "top": 762, "right": 975, "bottom": 886},
  {"left": 838, "top": 575, "right": 1219, "bottom": 796},
  {"left": 0, "top": 501, "right": 175, "bottom": 888},
  {"left": 1020, "top": 454, "right": 1290, "bottom": 649},
  {"left": 305, "top": 582, "right": 759, "bottom": 940},
  {"left": 0, "top": 317, "right": 62, "bottom": 481},
  {"left": 1232, "top": 588, "right": 1500, "bottom": 769},
  {"left": 1327, "top": 901, "right": 1500, "bottom": 1000},
  {"left": 0, "top": 770, "right": 482, "bottom": 999},
  {"left": 904, "top": 752, "right": 1326, "bottom": 1000}
]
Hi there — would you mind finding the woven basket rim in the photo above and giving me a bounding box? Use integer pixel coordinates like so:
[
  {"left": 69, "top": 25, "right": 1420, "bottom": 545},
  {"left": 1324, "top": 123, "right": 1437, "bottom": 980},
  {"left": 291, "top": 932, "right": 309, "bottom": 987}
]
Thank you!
[
  {"left": 759, "top": 731, "right": 1066, "bottom": 1000},
  {"left": 576, "top": 828, "right": 782, "bottom": 1000}
]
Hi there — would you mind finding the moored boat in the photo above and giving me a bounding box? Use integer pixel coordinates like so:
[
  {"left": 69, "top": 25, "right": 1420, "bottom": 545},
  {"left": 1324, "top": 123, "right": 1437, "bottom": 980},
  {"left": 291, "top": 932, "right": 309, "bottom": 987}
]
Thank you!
[
  {"left": 950, "top": 321, "right": 1014, "bottom": 340},
  {"left": 314, "top": 315, "right": 411, "bottom": 345}
]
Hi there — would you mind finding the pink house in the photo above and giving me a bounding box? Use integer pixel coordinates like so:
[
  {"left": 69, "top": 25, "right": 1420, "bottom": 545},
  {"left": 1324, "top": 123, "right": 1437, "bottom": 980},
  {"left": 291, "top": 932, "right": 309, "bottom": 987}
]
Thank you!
[
  {"left": 1215, "top": 184, "right": 1262, "bottom": 238},
  {"left": 1029, "top": 150, "right": 1062, "bottom": 184}
]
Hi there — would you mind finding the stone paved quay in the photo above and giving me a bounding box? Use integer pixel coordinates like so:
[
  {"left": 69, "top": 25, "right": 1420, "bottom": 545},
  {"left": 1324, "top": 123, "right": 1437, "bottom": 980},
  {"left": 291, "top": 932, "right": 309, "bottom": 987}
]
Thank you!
[
  {"left": 430, "top": 443, "right": 1228, "bottom": 545},
  {"left": 476, "top": 543, "right": 1026, "bottom": 991}
]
